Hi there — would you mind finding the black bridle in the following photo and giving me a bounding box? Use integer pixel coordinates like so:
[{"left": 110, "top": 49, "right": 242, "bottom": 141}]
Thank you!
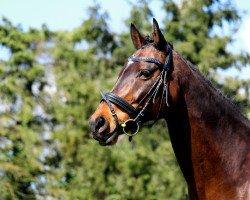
[{"left": 101, "top": 45, "right": 173, "bottom": 144}]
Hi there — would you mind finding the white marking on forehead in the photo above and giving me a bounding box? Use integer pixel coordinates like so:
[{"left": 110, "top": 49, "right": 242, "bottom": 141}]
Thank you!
[
  {"left": 127, "top": 60, "right": 134, "bottom": 65},
  {"left": 127, "top": 54, "right": 136, "bottom": 65}
]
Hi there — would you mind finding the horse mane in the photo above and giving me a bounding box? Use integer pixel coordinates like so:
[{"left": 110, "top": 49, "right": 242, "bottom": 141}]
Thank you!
[{"left": 178, "top": 53, "right": 250, "bottom": 124}]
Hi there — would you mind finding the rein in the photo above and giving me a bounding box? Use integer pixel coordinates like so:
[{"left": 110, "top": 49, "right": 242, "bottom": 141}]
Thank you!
[{"left": 101, "top": 45, "right": 173, "bottom": 143}]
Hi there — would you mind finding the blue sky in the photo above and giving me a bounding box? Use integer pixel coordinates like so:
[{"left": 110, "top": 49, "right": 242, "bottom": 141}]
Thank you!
[{"left": 0, "top": 0, "right": 249, "bottom": 79}]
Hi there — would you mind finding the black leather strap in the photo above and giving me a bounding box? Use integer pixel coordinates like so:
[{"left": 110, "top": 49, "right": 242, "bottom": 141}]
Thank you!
[
  {"left": 128, "top": 57, "right": 165, "bottom": 69},
  {"left": 102, "top": 92, "right": 138, "bottom": 116},
  {"left": 128, "top": 50, "right": 172, "bottom": 72},
  {"left": 100, "top": 91, "right": 119, "bottom": 127}
]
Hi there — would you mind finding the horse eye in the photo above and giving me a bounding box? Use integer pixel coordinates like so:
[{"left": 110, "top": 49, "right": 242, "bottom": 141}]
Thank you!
[{"left": 138, "top": 70, "right": 152, "bottom": 78}]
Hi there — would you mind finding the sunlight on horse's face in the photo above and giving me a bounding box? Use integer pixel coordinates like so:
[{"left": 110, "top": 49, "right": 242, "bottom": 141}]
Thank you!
[
  {"left": 89, "top": 19, "right": 172, "bottom": 145},
  {"left": 90, "top": 45, "right": 165, "bottom": 145}
]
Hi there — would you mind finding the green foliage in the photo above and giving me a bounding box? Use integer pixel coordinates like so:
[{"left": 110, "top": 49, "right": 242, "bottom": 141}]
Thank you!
[{"left": 0, "top": 0, "right": 249, "bottom": 199}]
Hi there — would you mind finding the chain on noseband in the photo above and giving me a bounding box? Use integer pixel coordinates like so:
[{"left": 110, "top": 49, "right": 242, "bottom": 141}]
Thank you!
[{"left": 101, "top": 44, "right": 173, "bottom": 143}]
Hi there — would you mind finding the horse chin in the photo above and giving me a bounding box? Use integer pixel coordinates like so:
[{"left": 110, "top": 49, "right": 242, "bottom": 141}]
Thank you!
[
  {"left": 100, "top": 137, "right": 118, "bottom": 146},
  {"left": 98, "top": 132, "right": 119, "bottom": 146}
]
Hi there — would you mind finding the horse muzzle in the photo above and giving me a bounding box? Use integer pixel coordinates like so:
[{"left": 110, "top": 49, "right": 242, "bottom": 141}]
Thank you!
[{"left": 89, "top": 115, "right": 118, "bottom": 145}]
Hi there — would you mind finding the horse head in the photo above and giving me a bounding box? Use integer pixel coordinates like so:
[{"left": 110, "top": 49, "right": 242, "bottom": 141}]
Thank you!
[{"left": 89, "top": 19, "right": 177, "bottom": 145}]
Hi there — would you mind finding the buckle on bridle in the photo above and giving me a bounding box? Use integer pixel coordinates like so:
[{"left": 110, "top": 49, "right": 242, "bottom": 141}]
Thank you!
[{"left": 121, "top": 119, "right": 140, "bottom": 136}]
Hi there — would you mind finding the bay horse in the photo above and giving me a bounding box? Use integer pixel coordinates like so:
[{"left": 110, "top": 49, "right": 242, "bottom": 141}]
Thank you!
[{"left": 89, "top": 19, "right": 250, "bottom": 199}]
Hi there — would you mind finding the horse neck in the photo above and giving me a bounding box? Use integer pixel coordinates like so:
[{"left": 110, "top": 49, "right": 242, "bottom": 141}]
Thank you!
[{"left": 165, "top": 52, "right": 250, "bottom": 199}]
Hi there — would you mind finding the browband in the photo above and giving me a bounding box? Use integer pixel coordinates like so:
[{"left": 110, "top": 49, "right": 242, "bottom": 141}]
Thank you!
[
  {"left": 128, "top": 57, "right": 165, "bottom": 69},
  {"left": 128, "top": 50, "right": 172, "bottom": 71}
]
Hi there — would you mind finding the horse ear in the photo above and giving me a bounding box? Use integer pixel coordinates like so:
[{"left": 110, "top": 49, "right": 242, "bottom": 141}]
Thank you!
[
  {"left": 130, "top": 23, "right": 145, "bottom": 49},
  {"left": 152, "top": 18, "right": 167, "bottom": 50}
]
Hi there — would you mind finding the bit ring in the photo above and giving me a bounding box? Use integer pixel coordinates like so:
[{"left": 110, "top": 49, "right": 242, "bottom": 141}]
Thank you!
[{"left": 121, "top": 119, "right": 140, "bottom": 136}]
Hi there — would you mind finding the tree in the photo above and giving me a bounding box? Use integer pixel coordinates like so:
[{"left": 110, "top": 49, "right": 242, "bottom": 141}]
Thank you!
[
  {"left": 0, "top": 18, "right": 54, "bottom": 199},
  {"left": 0, "top": 0, "right": 249, "bottom": 199}
]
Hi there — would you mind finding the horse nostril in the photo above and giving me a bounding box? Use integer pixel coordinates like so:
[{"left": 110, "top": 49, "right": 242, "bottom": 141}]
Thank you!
[
  {"left": 96, "top": 116, "right": 105, "bottom": 129},
  {"left": 94, "top": 115, "right": 109, "bottom": 134},
  {"left": 89, "top": 116, "right": 109, "bottom": 135}
]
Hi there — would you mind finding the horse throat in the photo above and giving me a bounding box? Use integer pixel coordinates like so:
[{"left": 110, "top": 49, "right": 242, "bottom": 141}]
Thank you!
[{"left": 165, "top": 53, "right": 250, "bottom": 199}]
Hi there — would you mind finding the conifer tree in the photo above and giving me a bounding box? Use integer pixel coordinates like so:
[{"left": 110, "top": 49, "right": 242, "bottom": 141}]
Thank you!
[{"left": 0, "top": 0, "right": 249, "bottom": 199}]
